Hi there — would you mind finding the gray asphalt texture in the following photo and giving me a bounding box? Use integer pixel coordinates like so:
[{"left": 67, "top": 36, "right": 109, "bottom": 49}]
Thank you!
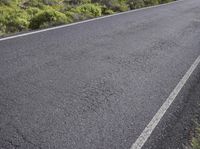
[
  {"left": 157, "top": 68, "right": 200, "bottom": 149},
  {"left": 1, "top": 0, "right": 200, "bottom": 148},
  {"left": 142, "top": 63, "right": 200, "bottom": 149}
]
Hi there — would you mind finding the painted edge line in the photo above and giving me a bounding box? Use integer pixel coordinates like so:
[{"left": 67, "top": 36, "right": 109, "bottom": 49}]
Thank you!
[
  {"left": 130, "top": 55, "right": 200, "bottom": 149},
  {"left": 0, "top": 0, "right": 183, "bottom": 42}
]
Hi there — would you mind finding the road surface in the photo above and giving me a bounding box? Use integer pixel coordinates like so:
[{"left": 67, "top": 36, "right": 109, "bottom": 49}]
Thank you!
[
  {"left": 153, "top": 70, "right": 200, "bottom": 149},
  {"left": 0, "top": 0, "right": 200, "bottom": 148}
]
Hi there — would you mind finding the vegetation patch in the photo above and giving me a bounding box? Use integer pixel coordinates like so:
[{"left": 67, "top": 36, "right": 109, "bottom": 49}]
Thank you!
[
  {"left": 29, "top": 8, "right": 71, "bottom": 29},
  {"left": 191, "top": 123, "right": 200, "bottom": 149}
]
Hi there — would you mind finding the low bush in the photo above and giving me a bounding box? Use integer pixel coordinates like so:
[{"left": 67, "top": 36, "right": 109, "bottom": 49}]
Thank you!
[
  {"left": 66, "top": 0, "right": 92, "bottom": 5},
  {"left": 159, "top": 0, "right": 173, "bottom": 3},
  {"left": 103, "top": 0, "right": 129, "bottom": 12},
  {"left": 102, "top": 8, "right": 115, "bottom": 15},
  {"left": 0, "top": 23, "right": 6, "bottom": 36},
  {"left": 0, "top": 6, "right": 29, "bottom": 34},
  {"left": 191, "top": 125, "right": 200, "bottom": 149},
  {"left": 144, "top": 0, "right": 159, "bottom": 6},
  {"left": 66, "top": 3, "right": 102, "bottom": 21},
  {"left": 29, "top": 9, "right": 72, "bottom": 29},
  {"left": 21, "top": 0, "right": 45, "bottom": 8},
  {"left": 26, "top": 7, "right": 41, "bottom": 19},
  {"left": 73, "top": 3, "right": 102, "bottom": 17},
  {"left": 128, "top": 0, "right": 145, "bottom": 9},
  {"left": 0, "top": 0, "right": 15, "bottom": 6}
]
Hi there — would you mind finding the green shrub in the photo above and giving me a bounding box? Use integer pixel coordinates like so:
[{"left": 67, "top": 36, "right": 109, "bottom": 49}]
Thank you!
[
  {"left": 128, "top": 0, "right": 145, "bottom": 9},
  {"left": 42, "top": 0, "right": 63, "bottom": 5},
  {"left": 74, "top": 3, "right": 102, "bottom": 17},
  {"left": 26, "top": 7, "right": 41, "bottom": 19},
  {"left": 6, "top": 17, "right": 29, "bottom": 33},
  {"left": 107, "top": 0, "right": 129, "bottom": 12},
  {"left": 67, "top": 3, "right": 102, "bottom": 20},
  {"left": 102, "top": 8, "right": 115, "bottom": 15},
  {"left": 66, "top": 0, "right": 91, "bottom": 5},
  {"left": 65, "top": 11, "right": 76, "bottom": 19},
  {"left": 21, "top": 0, "right": 63, "bottom": 7},
  {"left": 158, "top": 0, "right": 173, "bottom": 3},
  {"left": 0, "top": 0, "right": 16, "bottom": 6},
  {"left": 29, "top": 9, "right": 71, "bottom": 29},
  {"left": 144, "top": 0, "right": 159, "bottom": 6},
  {"left": 0, "top": 6, "right": 29, "bottom": 34},
  {"left": 93, "top": 0, "right": 129, "bottom": 12},
  {"left": 192, "top": 126, "right": 200, "bottom": 149},
  {"left": 192, "top": 138, "right": 200, "bottom": 149},
  {"left": 21, "top": 0, "right": 44, "bottom": 8},
  {"left": 0, "top": 23, "right": 6, "bottom": 36}
]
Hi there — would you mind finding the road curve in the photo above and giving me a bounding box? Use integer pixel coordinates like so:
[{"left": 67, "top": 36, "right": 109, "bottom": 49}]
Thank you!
[{"left": 0, "top": 0, "right": 200, "bottom": 148}]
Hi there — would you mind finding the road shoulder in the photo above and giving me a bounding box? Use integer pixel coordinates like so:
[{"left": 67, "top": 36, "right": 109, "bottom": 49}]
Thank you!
[{"left": 142, "top": 65, "right": 200, "bottom": 149}]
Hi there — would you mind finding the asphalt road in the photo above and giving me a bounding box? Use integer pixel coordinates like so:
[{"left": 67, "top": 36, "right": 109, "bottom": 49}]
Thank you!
[
  {"left": 153, "top": 68, "right": 200, "bottom": 149},
  {"left": 1, "top": 0, "right": 200, "bottom": 149}
]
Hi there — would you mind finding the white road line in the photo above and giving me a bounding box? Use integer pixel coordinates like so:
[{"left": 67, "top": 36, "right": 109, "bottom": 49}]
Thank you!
[
  {"left": 0, "top": 0, "right": 184, "bottom": 42},
  {"left": 131, "top": 55, "right": 200, "bottom": 149}
]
